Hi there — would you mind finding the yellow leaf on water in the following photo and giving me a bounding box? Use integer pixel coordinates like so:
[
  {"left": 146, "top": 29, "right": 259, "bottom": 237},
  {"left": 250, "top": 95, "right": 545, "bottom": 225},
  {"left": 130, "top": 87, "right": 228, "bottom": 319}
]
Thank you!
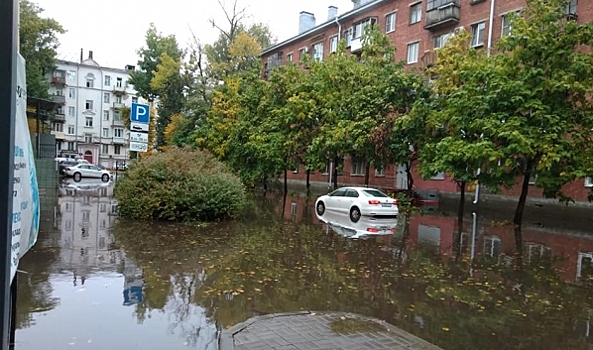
[{"left": 442, "top": 327, "right": 450, "bottom": 332}]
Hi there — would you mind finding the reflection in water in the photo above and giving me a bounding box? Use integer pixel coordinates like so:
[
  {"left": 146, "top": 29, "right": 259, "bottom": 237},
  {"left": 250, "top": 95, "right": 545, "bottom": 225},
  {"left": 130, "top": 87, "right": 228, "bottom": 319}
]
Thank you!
[
  {"left": 317, "top": 210, "right": 397, "bottom": 239},
  {"left": 15, "top": 188, "right": 593, "bottom": 350}
]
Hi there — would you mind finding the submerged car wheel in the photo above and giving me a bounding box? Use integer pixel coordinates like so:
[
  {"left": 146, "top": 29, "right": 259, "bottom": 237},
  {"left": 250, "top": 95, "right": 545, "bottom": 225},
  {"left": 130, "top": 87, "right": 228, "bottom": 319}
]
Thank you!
[
  {"left": 316, "top": 201, "right": 326, "bottom": 216},
  {"left": 349, "top": 206, "right": 361, "bottom": 223},
  {"left": 73, "top": 172, "right": 82, "bottom": 182},
  {"left": 101, "top": 174, "right": 109, "bottom": 182}
]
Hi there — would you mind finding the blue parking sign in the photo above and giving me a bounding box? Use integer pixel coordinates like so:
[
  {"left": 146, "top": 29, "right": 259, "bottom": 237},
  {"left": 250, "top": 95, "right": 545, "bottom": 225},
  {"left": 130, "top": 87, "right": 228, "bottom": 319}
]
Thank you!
[{"left": 131, "top": 103, "right": 150, "bottom": 124}]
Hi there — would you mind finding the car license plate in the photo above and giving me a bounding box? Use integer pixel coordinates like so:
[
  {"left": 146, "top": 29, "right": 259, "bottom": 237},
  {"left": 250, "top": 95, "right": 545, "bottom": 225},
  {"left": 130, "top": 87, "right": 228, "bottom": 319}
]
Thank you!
[{"left": 381, "top": 203, "right": 391, "bottom": 207}]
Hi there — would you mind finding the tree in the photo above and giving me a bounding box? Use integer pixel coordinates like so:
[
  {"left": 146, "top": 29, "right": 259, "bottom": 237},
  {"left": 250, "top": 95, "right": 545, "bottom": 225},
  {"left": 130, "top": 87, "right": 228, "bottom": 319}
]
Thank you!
[{"left": 19, "top": 0, "right": 64, "bottom": 99}]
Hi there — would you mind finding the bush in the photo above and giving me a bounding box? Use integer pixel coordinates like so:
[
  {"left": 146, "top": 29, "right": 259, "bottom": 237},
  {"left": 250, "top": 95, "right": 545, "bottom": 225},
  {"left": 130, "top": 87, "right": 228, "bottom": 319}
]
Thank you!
[{"left": 114, "top": 147, "right": 246, "bottom": 221}]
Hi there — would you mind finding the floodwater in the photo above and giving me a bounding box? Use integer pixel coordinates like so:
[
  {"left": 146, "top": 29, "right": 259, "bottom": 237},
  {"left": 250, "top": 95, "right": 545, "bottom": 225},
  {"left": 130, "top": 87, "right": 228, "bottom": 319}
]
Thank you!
[{"left": 14, "top": 180, "right": 593, "bottom": 350}]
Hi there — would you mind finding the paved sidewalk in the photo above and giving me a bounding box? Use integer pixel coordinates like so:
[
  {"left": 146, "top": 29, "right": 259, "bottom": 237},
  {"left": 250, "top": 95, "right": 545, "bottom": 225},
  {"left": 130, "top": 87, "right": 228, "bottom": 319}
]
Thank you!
[{"left": 219, "top": 311, "right": 443, "bottom": 350}]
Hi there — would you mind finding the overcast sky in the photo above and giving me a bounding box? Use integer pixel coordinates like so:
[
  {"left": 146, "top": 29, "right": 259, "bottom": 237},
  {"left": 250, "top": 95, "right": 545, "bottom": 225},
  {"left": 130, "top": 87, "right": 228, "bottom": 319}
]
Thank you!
[{"left": 37, "top": 0, "right": 354, "bottom": 69}]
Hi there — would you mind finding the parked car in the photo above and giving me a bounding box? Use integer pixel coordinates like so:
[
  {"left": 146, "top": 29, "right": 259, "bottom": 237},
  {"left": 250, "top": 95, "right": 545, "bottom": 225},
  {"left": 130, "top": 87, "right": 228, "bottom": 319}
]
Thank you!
[
  {"left": 315, "top": 187, "right": 398, "bottom": 223},
  {"left": 58, "top": 160, "right": 78, "bottom": 175},
  {"left": 64, "top": 164, "right": 112, "bottom": 182}
]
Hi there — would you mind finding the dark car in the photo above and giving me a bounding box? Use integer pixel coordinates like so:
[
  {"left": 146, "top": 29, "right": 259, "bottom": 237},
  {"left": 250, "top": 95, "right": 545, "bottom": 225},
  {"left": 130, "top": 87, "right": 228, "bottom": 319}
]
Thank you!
[{"left": 59, "top": 160, "right": 78, "bottom": 175}]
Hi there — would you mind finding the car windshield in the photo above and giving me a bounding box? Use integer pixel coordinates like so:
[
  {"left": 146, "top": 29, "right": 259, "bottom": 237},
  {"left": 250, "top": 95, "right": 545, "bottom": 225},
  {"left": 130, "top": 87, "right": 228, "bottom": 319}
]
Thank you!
[{"left": 362, "top": 189, "right": 388, "bottom": 197}]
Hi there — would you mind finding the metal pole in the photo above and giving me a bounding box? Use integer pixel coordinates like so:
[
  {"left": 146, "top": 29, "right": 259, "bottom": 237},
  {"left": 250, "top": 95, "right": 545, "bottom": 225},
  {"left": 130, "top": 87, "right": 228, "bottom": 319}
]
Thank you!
[
  {"left": 9, "top": 274, "right": 17, "bottom": 349},
  {"left": 0, "top": 1, "right": 19, "bottom": 349}
]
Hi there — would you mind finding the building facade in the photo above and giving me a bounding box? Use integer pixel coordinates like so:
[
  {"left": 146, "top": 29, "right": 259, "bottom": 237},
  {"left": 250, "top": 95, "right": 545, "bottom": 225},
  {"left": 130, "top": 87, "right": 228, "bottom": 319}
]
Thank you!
[
  {"left": 261, "top": 0, "right": 593, "bottom": 201},
  {"left": 48, "top": 50, "right": 144, "bottom": 169}
]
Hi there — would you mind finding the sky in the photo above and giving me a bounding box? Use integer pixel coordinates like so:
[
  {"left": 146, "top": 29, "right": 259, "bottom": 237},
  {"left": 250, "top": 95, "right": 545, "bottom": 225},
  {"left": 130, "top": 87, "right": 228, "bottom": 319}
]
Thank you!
[{"left": 37, "top": 0, "right": 354, "bottom": 69}]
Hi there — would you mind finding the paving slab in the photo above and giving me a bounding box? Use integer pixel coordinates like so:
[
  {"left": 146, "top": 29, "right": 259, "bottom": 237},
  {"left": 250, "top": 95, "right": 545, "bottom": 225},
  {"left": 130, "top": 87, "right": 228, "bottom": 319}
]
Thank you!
[{"left": 219, "top": 311, "right": 443, "bottom": 350}]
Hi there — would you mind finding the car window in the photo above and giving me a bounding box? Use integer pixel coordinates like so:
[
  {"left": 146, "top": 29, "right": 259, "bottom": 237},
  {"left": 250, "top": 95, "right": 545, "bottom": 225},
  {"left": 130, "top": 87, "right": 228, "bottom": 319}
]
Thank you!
[
  {"left": 362, "top": 189, "right": 388, "bottom": 197},
  {"left": 330, "top": 189, "right": 346, "bottom": 197},
  {"left": 345, "top": 189, "right": 359, "bottom": 198}
]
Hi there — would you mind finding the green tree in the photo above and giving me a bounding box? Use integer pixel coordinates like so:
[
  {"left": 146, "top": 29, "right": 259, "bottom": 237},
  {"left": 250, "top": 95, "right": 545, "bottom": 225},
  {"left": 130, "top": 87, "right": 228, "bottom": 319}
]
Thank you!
[{"left": 19, "top": 0, "right": 65, "bottom": 99}]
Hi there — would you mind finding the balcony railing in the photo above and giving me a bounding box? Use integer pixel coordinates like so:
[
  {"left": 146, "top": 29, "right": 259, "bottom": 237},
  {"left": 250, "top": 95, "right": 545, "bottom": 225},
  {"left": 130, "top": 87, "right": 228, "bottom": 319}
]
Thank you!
[
  {"left": 111, "top": 118, "right": 125, "bottom": 126},
  {"left": 112, "top": 137, "right": 126, "bottom": 144},
  {"left": 51, "top": 94, "right": 66, "bottom": 104},
  {"left": 112, "top": 102, "right": 125, "bottom": 109},
  {"left": 422, "top": 51, "right": 438, "bottom": 67},
  {"left": 350, "top": 37, "right": 363, "bottom": 53},
  {"left": 51, "top": 76, "right": 66, "bottom": 85},
  {"left": 53, "top": 114, "right": 66, "bottom": 122},
  {"left": 112, "top": 84, "right": 127, "bottom": 95},
  {"left": 425, "top": 0, "right": 460, "bottom": 30}
]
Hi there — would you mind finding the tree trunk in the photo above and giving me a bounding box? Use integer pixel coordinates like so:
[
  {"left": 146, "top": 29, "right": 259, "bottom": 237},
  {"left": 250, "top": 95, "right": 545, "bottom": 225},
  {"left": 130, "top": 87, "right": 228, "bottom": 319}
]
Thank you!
[
  {"left": 263, "top": 174, "right": 268, "bottom": 192},
  {"left": 364, "top": 161, "right": 371, "bottom": 187},
  {"left": 404, "top": 161, "right": 414, "bottom": 198},
  {"left": 283, "top": 168, "right": 288, "bottom": 196},
  {"left": 333, "top": 156, "right": 339, "bottom": 190},
  {"left": 306, "top": 169, "right": 311, "bottom": 194},
  {"left": 514, "top": 169, "right": 531, "bottom": 267},
  {"left": 454, "top": 180, "right": 466, "bottom": 261}
]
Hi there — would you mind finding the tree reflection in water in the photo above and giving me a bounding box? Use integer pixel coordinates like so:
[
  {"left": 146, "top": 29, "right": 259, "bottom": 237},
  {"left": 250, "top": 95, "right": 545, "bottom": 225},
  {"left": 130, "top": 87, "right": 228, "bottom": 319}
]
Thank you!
[{"left": 111, "top": 194, "right": 593, "bottom": 350}]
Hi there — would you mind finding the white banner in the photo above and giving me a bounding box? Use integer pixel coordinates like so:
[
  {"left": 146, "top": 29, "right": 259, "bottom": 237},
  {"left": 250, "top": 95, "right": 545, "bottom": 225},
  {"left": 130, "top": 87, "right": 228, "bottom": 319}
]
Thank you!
[{"left": 11, "top": 54, "right": 40, "bottom": 281}]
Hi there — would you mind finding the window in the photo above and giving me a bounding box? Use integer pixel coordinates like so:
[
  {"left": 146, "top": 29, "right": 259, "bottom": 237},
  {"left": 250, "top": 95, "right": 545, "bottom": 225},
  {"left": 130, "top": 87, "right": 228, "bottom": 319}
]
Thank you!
[
  {"left": 103, "top": 110, "right": 110, "bottom": 121},
  {"left": 100, "top": 187, "right": 107, "bottom": 197},
  {"left": 82, "top": 210, "right": 90, "bottom": 223},
  {"left": 114, "top": 145, "right": 121, "bottom": 155},
  {"left": 353, "top": 17, "right": 377, "bottom": 39},
  {"left": 132, "top": 97, "right": 138, "bottom": 103},
  {"left": 343, "top": 27, "right": 353, "bottom": 47},
  {"left": 68, "top": 88, "right": 75, "bottom": 98},
  {"left": 100, "top": 203, "right": 107, "bottom": 213},
  {"left": 67, "top": 70, "right": 76, "bottom": 81},
  {"left": 407, "top": 42, "right": 420, "bottom": 63},
  {"left": 351, "top": 157, "right": 366, "bottom": 175},
  {"left": 116, "top": 77, "right": 123, "bottom": 87},
  {"left": 56, "top": 141, "right": 62, "bottom": 151},
  {"left": 431, "top": 172, "right": 445, "bottom": 180},
  {"left": 292, "top": 164, "right": 299, "bottom": 174},
  {"left": 565, "top": 0, "right": 577, "bottom": 16},
  {"left": 386, "top": 12, "right": 396, "bottom": 33},
  {"left": 114, "top": 128, "right": 124, "bottom": 138},
  {"left": 99, "top": 237, "right": 106, "bottom": 248},
  {"left": 113, "top": 111, "right": 122, "bottom": 121},
  {"left": 298, "top": 47, "right": 308, "bottom": 61},
  {"left": 67, "top": 142, "right": 75, "bottom": 150},
  {"left": 287, "top": 53, "right": 293, "bottom": 62},
  {"left": 104, "top": 75, "right": 111, "bottom": 86},
  {"left": 585, "top": 177, "right": 593, "bottom": 187},
  {"left": 434, "top": 32, "right": 453, "bottom": 49},
  {"left": 529, "top": 174, "right": 537, "bottom": 185},
  {"left": 290, "top": 202, "right": 298, "bottom": 216},
  {"left": 65, "top": 220, "right": 72, "bottom": 231},
  {"left": 427, "top": 0, "right": 456, "bottom": 11},
  {"left": 577, "top": 252, "right": 593, "bottom": 280},
  {"left": 375, "top": 164, "right": 385, "bottom": 177},
  {"left": 65, "top": 202, "right": 72, "bottom": 212},
  {"left": 99, "top": 219, "right": 107, "bottom": 229},
  {"left": 115, "top": 95, "right": 122, "bottom": 103},
  {"left": 102, "top": 128, "right": 109, "bottom": 138},
  {"left": 102, "top": 144, "right": 109, "bottom": 154},
  {"left": 329, "top": 36, "right": 338, "bottom": 53},
  {"left": 471, "top": 21, "right": 486, "bottom": 47},
  {"left": 82, "top": 196, "right": 90, "bottom": 205},
  {"left": 53, "top": 123, "right": 63, "bottom": 132},
  {"left": 85, "top": 117, "right": 93, "bottom": 127},
  {"left": 410, "top": 2, "right": 422, "bottom": 24},
  {"left": 85, "top": 100, "right": 93, "bottom": 110},
  {"left": 86, "top": 77, "right": 94, "bottom": 88},
  {"left": 484, "top": 236, "right": 501, "bottom": 258},
  {"left": 312, "top": 42, "right": 323, "bottom": 61},
  {"left": 67, "top": 125, "right": 75, "bottom": 135},
  {"left": 84, "top": 133, "right": 92, "bottom": 143},
  {"left": 68, "top": 106, "right": 75, "bottom": 116},
  {"left": 103, "top": 93, "right": 110, "bottom": 104}
]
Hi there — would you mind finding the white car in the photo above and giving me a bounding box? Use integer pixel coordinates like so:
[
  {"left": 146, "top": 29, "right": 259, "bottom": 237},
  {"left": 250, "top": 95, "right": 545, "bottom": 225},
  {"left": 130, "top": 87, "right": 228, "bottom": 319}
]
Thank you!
[
  {"left": 317, "top": 210, "right": 398, "bottom": 239},
  {"left": 64, "top": 164, "right": 112, "bottom": 182},
  {"left": 315, "top": 187, "right": 398, "bottom": 222}
]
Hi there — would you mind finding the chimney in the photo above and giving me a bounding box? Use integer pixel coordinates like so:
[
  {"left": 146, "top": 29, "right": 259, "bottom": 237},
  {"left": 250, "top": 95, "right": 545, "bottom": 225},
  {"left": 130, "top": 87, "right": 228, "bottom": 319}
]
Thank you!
[
  {"left": 88, "top": 50, "right": 93, "bottom": 60},
  {"left": 328, "top": 6, "right": 338, "bottom": 21},
  {"left": 299, "top": 11, "right": 316, "bottom": 34},
  {"left": 80, "top": 48, "right": 83, "bottom": 63}
]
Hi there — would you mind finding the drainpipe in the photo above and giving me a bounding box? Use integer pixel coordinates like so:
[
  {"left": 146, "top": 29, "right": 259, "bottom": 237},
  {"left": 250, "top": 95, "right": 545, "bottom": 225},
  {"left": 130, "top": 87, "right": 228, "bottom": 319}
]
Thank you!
[
  {"left": 98, "top": 67, "right": 104, "bottom": 166},
  {"left": 487, "top": 0, "right": 496, "bottom": 57},
  {"left": 74, "top": 62, "right": 80, "bottom": 157},
  {"left": 335, "top": 15, "right": 341, "bottom": 41}
]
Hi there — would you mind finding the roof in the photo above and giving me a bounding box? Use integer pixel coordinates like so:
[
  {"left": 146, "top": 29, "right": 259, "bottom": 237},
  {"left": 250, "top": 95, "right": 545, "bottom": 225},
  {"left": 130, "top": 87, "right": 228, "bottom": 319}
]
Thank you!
[
  {"left": 261, "top": 0, "right": 387, "bottom": 55},
  {"left": 56, "top": 59, "right": 133, "bottom": 74}
]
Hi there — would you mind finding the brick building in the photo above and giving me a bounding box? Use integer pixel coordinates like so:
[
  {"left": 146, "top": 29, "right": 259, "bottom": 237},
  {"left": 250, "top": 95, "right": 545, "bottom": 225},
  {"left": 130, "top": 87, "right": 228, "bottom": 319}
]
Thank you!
[{"left": 261, "top": 0, "right": 593, "bottom": 201}]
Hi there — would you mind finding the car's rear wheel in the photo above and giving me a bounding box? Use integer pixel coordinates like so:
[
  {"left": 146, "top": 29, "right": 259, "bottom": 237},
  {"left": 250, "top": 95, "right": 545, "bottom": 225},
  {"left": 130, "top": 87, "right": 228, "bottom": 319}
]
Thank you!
[
  {"left": 316, "top": 201, "right": 325, "bottom": 216},
  {"left": 73, "top": 172, "right": 82, "bottom": 182},
  {"left": 349, "top": 206, "right": 361, "bottom": 223},
  {"left": 101, "top": 174, "right": 109, "bottom": 182}
]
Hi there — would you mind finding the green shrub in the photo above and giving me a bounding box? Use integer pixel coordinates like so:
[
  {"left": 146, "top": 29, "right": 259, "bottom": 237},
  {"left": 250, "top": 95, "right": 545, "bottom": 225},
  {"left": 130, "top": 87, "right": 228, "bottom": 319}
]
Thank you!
[{"left": 114, "top": 147, "right": 246, "bottom": 221}]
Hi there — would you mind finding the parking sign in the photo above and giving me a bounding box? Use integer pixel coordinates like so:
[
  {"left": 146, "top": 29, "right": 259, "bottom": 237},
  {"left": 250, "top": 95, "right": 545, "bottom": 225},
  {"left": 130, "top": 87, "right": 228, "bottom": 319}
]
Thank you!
[{"left": 131, "top": 103, "right": 150, "bottom": 124}]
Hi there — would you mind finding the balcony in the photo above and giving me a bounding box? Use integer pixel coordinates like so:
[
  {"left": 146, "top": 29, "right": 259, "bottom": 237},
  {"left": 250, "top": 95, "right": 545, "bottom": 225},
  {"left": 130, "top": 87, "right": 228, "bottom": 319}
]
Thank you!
[
  {"left": 51, "top": 70, "right": 66, "bottom": 86},
  {"left": 111, "top": 118, "right": 125, "bottom": 127},
  {"left": 112, "top": 84, "right": 127, "bottom": 95},
  {"left": 51, "top": 94, "right": 66, "bottom": 104},
  {"left": 53, "top": 113, "right": 66, "bottom": 122},
  {"left": 51, "top": 131, "right": 65, "bottom": 140},
  {"left": 425, "top": 0, "right": 460, "bottom": 31},
  {"left": 350, "top": 38, "right": 362, "bottom": 53},
  {"left": 422, "top": 51, "right": 438, "bottom": 67},
  {"left": 112, "top": 137, "right": 126, "bottom": 144},
  {"left": 112, "top": 102, "right": 125, "bottom": 109}
]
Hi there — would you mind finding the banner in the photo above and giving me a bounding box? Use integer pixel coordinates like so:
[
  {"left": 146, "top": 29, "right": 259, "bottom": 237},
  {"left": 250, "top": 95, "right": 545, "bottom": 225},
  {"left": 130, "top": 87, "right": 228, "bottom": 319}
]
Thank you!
[{"left": 11, "top": 54, "right": 40, "bottom": 281}]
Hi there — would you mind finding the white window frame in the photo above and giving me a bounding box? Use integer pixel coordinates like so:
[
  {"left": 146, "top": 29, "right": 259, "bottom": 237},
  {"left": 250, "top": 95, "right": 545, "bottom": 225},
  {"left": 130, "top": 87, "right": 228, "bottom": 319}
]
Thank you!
[
  {"left": 565, "top": 0, "right": 577, "bottom": 16},
  {"left": 103, "top": 110, "right": 110, "bottom": 121},
  {"left": 67, "top": 125, "right": 75, "bottom": 135},
  {"left": 102, "top": 128, "right": 109, "bottom": 138},
  {"left": 386, "top": 12, "right": 396, "bottom": 33},
  {"left": 85, "top": 116, "right": 93, "bottom": 128},
  {"left": 313, "top": 42, "right": 324, "bottom": 61},
  {"left": 84, "top": 133, "right": 92, "bottom": 143},
  {"left": 329, "top": 36, "right": 338, "bottom": 53},
  {"left": 85, "top": 100, "right": 93, "bottom": 111},
  {"left": 68, "top": 88, "right": 75, "bottom": 99},
  {"left": 351, "top": 157, "right": 366, "bottom": 176},
  {"left": 287, "top": 52, "right": 293, "bottom": 62},
  {"left": 103, "top": 92, "right": 110, "bottom": 104},
  {"left": 104, "top": 75, "right": 111, "bottom": 86},
  {"left": 471, "top": 21, "right": 486, "bottom": 47},
  {"left": 430, "top": 172, "right": 445, "bottom": 180},
  {"left": 410, "top": 2, "right": 422, "bottom": 25},
  {"left": 114, "top": 128, "right": 124, "bottom": 138},
  {"left": 585, "top": 177, "right": 593, "bottom": 188},
  {"left": 577, "top": 252, "right": 593, "bottom": 279},
  {"left": 114, "top": 145, "right": 121, "bottom": 155},
  {"left": 434, "top": 32, "right": 453, "bottom": 49},
  {"left": 68, "top": 106, "right": 75, "bottom": 117},
  {"left": 407, "top": 41, "right": 420, "bottom": 64},
  {"left": 101, "top": 144, "right": 109, "bottom": 154},
  {"left": 484, "top": 236, "right": 501, "bottom": 257},
  {"left": 375, "top": 164, "right": 385, "bottom": 177}
]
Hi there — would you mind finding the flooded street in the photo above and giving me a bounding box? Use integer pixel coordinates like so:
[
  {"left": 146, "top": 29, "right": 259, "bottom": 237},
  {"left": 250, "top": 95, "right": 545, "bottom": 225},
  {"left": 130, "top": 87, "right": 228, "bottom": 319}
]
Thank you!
[{"left": 14, "top": 181, "right": 593, "bottom": 350}]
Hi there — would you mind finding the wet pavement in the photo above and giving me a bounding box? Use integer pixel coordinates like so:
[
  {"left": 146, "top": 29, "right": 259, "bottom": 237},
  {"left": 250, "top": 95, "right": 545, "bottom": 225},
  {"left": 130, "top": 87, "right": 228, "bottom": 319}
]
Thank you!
[{"left": 13, "top": 179, "right": 593, "bottom": 349}]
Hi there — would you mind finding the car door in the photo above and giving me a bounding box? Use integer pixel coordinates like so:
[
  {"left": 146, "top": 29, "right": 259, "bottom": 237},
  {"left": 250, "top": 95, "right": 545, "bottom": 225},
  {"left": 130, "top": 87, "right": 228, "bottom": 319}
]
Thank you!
[
  {"left": 89, "top": 165, "right": 101, "bottom": 178},
  {"left": 342, "top": 189, "right": 360, "bottom": 212},
  {"left": 326, "top": 188, "right": 346, "bottom": 211}
]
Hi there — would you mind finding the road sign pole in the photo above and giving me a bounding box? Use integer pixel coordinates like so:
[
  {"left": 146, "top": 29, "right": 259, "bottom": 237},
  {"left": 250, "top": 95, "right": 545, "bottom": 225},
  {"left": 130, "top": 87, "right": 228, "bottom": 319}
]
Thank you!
[{"left": 0, "top": 0, "right": 19, "bottom": 349}]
